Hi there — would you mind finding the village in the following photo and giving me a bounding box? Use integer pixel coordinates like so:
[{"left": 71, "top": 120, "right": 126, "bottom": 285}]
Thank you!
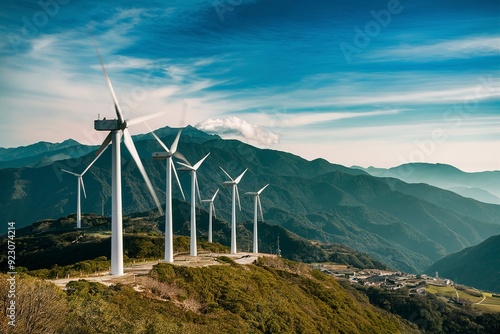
[
  {"left": 316, "top": 263, "right": 457, "bottom": 295},
  {"left": 314, "top": 262, "right": 500, "bottom": 312}
]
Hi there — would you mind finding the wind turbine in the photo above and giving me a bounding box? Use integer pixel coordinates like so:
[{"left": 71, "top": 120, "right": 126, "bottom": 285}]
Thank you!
[
  {"left": 219, "top": 167, "right": 247, "bottom": 254},
  {"left": 244, "top": 184, "right": 269, "bottom": 254},
  {"left": 61, "top": 147, "right": 107, "bottom": 229},
  {"left": 201, "top": 188, "right": 219, "bottom": 243},
  {"left": 177, "top": 153, "right": 210, "bottom": 256},
  {"left": 91, "top": 37, "right": 163, "bottom": 276},
  {"left": 151, "top": 128, "right": 186, "bottom": 262}
]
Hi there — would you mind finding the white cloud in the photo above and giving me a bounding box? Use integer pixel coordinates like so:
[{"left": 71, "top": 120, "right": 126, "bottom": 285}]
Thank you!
[
  {"left": 196, "top": 116, "right": 281, "bottom": 145},
  {"left": 166, "top": 65, "right": 189, "bottom": 82}
]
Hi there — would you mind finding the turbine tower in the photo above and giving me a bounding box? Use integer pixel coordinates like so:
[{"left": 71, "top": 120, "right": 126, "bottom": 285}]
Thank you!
[
  {"left": 244, "top": 184, "right": 269, "bottom": 254},
  {"left": 151, "top": 129, "right": 186, "bottom": 262},
  {"left": 92, "top": 37, "right": 163, "bottom": 276},
  {"left": 219, "top": 167, "right": 247, "bottom": 254},
  {"left": 177, "top": 153, "right": 210, "bottom": 256},
  {"left": 201, "top": 188, "right": 219, "bottom": 243},
  {"left": 61, "top": 147, "right": 108, "bottom": 229}
]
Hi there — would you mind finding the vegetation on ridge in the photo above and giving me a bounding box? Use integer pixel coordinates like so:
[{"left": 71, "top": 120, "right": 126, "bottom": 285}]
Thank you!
[{"left": 0, "top": 257, "right": 417, "bottom": 334}]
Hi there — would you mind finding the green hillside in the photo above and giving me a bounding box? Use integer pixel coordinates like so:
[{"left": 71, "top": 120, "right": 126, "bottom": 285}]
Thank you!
[
  {"left": 425, "top": 235, "right": 500, "bottom": 293},
  {"left": 0, "top": 259, "right": 417, "bottom": 334}
]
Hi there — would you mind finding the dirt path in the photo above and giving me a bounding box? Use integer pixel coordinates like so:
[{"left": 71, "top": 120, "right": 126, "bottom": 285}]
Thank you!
[
  {"left": 48, "top": 252, "right": 273, "bottom": 288},
  {"left": 475, "top": 295, "right": 487, "bottom": 305}
]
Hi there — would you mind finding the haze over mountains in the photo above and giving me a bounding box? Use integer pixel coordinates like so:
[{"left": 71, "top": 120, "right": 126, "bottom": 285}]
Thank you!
[
  {"left": 1, "top": 126, "right": 500, "bottom": 274},
  {"left": 355, "top": 164, "right": 500, "bottom": 205}
]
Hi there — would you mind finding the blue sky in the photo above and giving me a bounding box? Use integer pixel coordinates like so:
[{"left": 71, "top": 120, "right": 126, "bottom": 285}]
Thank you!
[{"left": 0, "top": 0, "right": 499, "bottom": 171}]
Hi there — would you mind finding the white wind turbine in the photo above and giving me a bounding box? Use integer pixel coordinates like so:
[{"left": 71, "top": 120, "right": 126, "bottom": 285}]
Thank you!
[
  {"left": 201, "top": 188, "right": 219, "bottom": 243},
  {"left": 244, "top": 184, "right": 269, "bottom": 254},
  {"left": 219, "top": 167, "right": 248, "bottom": 254},
  {"left": 61, "top": 147, "right": 108, "bottom": 229},
  {"left": 92, "top": 37, "right": 163, "bottom": 276},
  {"left": 151, "top": 128, "right": 186, "bottom": 262},
  {"left": 177, "top": 153, "right": 210, "bottom": 256}
]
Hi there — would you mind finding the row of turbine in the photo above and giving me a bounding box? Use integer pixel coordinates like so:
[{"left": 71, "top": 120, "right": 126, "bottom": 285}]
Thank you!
[
  {"left": 151, "top": 129, "right": 269, "bottom": 259},
  {"left": 61, "top": 36, "right": 268, "bottom": 276}
]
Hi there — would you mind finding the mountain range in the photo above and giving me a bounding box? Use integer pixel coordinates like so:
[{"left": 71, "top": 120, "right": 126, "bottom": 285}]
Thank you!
[
  {"left": 354, "top": 164, "right": 500, "bottom": 204},
  {"left": 2, "top": 126, "right": 500, "bottom": 274},
  {"left": 0, "top": 139, "right": 97, "bottom": 169}
]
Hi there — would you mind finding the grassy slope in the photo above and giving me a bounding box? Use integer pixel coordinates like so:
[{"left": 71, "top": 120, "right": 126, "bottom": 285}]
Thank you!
[{"left": 68, "top": 258, "right": 416, "bottom": 334}]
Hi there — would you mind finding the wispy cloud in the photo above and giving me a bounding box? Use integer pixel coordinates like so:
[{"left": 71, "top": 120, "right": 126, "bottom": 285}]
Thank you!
[
  {"left": 238, "top": 109, "right": 402, "bottom": 128},
  {"left": 369, "top": 36, "right": 500, "bottom": 62}
]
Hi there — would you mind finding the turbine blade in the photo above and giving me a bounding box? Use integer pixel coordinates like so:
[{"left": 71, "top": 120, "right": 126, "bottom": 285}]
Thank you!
[
  {"left": 258, "top": 183, "right": 269, "bottom": 195},
  {"left": 258, "top": 196, "right": 264, "bottom": 221},
  {"left": 235, "top": 168, "right": 248, "bottom": 184},
  {"left": 145, "top": 122, "right": 171, "bottom": 153},
  {"left": 177, "top": 161, "right": 193, "bottom": 170},
  {"left": 212, "top": 188, "right": 220, "bottom": 201},
  {"left": 235, "top": 185, "right": 241, "bottom": 211},
  {"left": 219, "top": 166, "right": 233, "bottom": 181},
  {"left": 61, "top": 169, "right": 79, "bottom": 177},
  {"left": 171, "top": 129, "right": 182, "bottom": 153},
  {"left": 127, "top": 111, "right": 165, "bottom": 127},
  {"left": 171, "top": 159, "right": 186, "bottom": 201},
  {"left": 80, "top": 177, "right": 87, "bottom": 199},
  {"left": 95, "top": 132, "right": 113, "bottom": 159},
  {"left": 123, "top": 128, "right": 163, "bottom": 215},
  {"left": 194, "top": 172, "right": 202, "bottom": 204},
  {"left": 82, "top": 141, "right": 108, "bottom": 175},
  {"left": 193, "top": 152, "right": 210, "bottom": 170},
  {"left": 212, "top": 203, "right": 217, "bottom": 218},
  {"left": 90, "top": 34, "right": 124, "bottom": 123},
  {"left": 173, "top": 151, "right": 191, "bottom": 166}
]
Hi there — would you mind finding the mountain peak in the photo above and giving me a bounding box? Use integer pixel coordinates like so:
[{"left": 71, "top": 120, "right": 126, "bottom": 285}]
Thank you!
[{"left": 132, "top": 125, "right": 221, "bottom": 143}]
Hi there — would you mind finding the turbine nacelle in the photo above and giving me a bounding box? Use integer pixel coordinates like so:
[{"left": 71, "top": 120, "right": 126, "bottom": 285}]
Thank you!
[
  {"left": 94, "top": 119, "right": 120, "bottom": 131},
  {"left": 152, "top": 151, "right": 174, "bottom": 160}
]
